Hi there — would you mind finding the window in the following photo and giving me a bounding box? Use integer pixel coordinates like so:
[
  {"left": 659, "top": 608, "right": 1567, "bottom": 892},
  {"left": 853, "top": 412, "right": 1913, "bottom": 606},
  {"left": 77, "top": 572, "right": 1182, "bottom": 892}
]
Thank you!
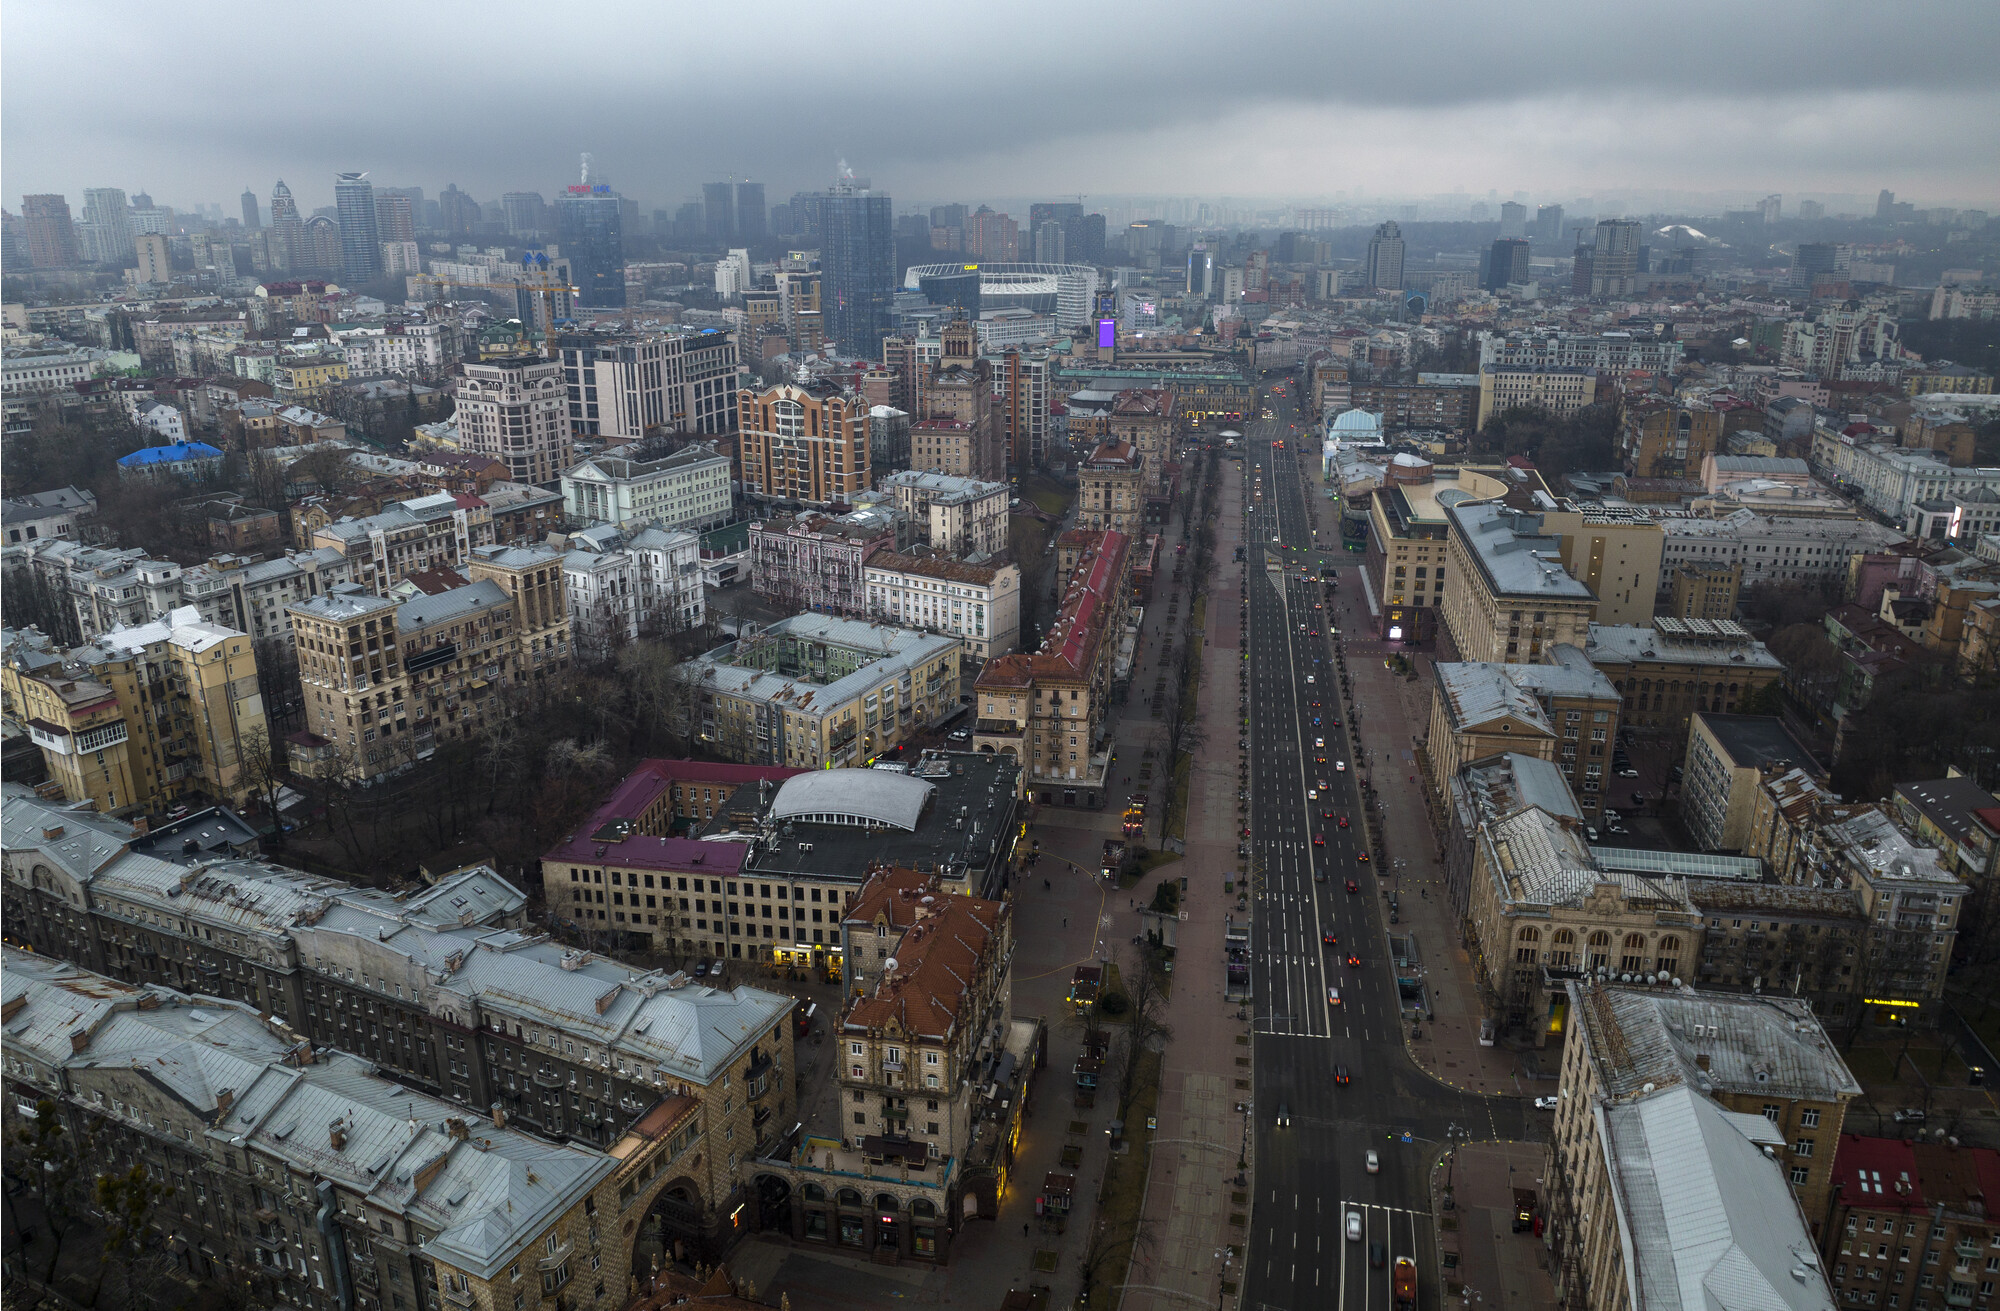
[
  {"left": 1790, "top": 1166, "right": 1809, "bottom": 1185},
  {"left": 1801, "top": 1108, "right": 1821, "bottom": 1128},
  {"left": 1794, "top": 1139, "right": 1815, "bottom": 1158}
]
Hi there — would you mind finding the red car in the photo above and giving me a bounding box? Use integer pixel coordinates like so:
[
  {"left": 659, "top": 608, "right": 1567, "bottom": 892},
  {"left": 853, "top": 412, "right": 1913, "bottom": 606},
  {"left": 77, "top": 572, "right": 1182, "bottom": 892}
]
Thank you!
[
  {"left": 1322, "top": 809, "right": 1336, "bottom": 820},
  {"left": 1313, "top": 834, "right": 1325, "bottom": 846},
  {"left": 1347, "top": 954, "right": 1360, "bottom": 968},
  {"left": 1322, "top": 933, "right": 1337, "bottom": 946},
  {"left": 1337, "top": 816, "right": 1350, "bottom": 829},
  {"left": 1345, "top": 880, "right": 1360, "bottom": 893},
  {"left": 1357, "top": 853, "right": 1370, "bottom": 863}
]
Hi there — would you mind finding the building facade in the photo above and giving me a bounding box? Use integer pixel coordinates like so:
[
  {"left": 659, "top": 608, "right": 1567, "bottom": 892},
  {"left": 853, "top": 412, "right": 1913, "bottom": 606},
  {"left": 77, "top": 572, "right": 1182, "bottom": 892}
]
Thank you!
[
  {"left": 562, "top": 444, "right": 734, "bottom": 531},
  {"left": 864, "top": 553, "right": 1021, "bottom": 669},
  {"left": 456, "top": 355, "right": 574, "bottom": 485},
  {"left": 736, "top": 380, "right": 871, "bottom": 505}
]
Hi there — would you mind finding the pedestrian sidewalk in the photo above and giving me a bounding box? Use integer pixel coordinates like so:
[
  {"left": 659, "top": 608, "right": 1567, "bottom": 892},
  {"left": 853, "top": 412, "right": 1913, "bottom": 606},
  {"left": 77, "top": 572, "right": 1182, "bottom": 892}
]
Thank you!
[{"left": 1429, "top": 1142, "right": 1558, "bottom": 1310}]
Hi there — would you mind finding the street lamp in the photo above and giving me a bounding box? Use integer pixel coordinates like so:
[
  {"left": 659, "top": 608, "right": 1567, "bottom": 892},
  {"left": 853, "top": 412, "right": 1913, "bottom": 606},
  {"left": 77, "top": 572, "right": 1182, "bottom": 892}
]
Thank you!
[{"left": 1443, "top": 1122, "right": 1472, "bottom": 1204}]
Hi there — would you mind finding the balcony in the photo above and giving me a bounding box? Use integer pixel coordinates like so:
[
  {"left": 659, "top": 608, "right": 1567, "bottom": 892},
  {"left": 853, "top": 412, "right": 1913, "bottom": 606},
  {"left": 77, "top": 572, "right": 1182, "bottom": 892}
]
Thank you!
[
  {"left": 532, "top": 1068, "right": 565, "bottom": 1088},
  {"left": 441, "top": 1282, "right": 475, "bottom": 1308},
  {"left": 537, "top": 1239, "right": 574, "bottom": 1271}
]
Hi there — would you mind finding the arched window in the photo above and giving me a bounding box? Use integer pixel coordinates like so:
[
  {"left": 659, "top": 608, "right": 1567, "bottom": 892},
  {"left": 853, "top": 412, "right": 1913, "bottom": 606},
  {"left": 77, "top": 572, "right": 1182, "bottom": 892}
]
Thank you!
[
  {"left": 1624, "top": 933, "right": 1646, "bottom": 949},
  {"left": 803, "top": 1183, "right": 827, "bottom": 1201},
  {"left": 874, "top": 1193, "right": 900, "bottom": 1214},
  {"left": 1658, "top": 936, "right": 1679, "bottom": 952},
  {"left": 1553, "top": 929, "right": 1575, "bottom": 945},
  {"left": 1588, "top": 931, "right": 1611, "bottom": 948},
  {"left": 911, "top": 1198, "right": 937, "bottom": 1218},
  {"left": 1517, "top": 927, "right": 1542, "bottom": 943},
  {"left": 837, "top": 1188, "right": 863, "bottom": 1207}
]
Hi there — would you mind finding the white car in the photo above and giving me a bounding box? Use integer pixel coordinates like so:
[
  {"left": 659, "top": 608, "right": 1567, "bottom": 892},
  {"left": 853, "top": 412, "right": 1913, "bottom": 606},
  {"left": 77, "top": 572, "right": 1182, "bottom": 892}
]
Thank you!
[
  {"left": 1534, "top": 1096, "right": 1559, "bottom": 1110},
  {"left": 1365, "top": 1150, "right": 1379, "bottom": 1174},
  {"left": 1305, "top": 675, "right": 1315, "bottom": 685},
  {"left": 1314, "top": 737, "right": 1325, "bottom": 748},
  {"left": 1346, "top": 1210, "right": 1363, "bottom": 1241},
  {"left": 1335, "top": 761, "right": 1347, "bottom": 773}
]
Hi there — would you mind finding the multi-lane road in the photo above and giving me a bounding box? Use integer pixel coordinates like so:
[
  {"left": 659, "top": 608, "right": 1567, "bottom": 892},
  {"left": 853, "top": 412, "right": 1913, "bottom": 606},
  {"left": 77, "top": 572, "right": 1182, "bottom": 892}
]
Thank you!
[{"left": 1235, "top": 384, "right": 1530, "bottom": 1311}]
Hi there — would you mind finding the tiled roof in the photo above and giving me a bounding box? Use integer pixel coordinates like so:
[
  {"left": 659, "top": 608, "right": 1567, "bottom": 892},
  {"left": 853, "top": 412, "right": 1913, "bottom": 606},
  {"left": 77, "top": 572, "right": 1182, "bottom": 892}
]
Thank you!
[{"left": 842, "top": 871, "right": 1002, "bottom": 1042}]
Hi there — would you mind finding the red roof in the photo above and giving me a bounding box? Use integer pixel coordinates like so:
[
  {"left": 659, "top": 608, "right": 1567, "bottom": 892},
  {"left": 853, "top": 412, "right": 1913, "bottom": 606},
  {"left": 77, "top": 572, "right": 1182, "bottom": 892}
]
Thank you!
[{"left": 540, "top": 759, "right": 806, "bottom": 872}]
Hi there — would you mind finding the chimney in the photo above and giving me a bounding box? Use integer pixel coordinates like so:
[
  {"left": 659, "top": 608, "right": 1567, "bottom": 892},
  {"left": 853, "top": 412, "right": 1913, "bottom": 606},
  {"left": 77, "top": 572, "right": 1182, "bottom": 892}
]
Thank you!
[
  {"left": 330, "top": 1123, "right": 348, "bottom": 1152},
  {"left": 491, "top": 1104, "right": 506, "bottom": 1130},
  {"left": 69, "top": 1029, "right": 90, "bottom": 1054},
  {"left": 1695, "top": 1053, "right": 1711, "bottom": 1071}
]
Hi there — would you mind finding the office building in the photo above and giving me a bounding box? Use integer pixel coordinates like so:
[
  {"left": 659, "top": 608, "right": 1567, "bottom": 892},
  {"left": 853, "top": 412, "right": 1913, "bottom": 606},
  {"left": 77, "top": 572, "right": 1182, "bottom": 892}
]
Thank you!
[
  {"left": 239, "top": 186, "right": 260, "bottom": 228},
  {"left": 561, "top": 443, "right": 733, "bottom": 531},
  {"left": 1588, "top": 219, "right": 1642, "bottom": 298},
  {"left": 1440, "top": 501, "right": 1599, "bottom": 663},
  {"left": 703, "top": 181, "right": 735, "bottom": 243},
  {"left": 288, "top": 546, "right": 569, "bottom": 780},
  {"left": 1535, "top": 204, "right": 1564, "bottom": 244},
  {"left": 455, "top": 354, "right": 574, "bottom": 485},
  {"left": 1583, "top": 618, "right": 1785, "bottom": 736},
  {"left": 333, "top": 171, "right": 381, "bottom": 282},
  {"left": 499, "top": 190, "right": 547, "bottom": 236},
  {"left": 1499, "top": 200, "right": 1527, "bottom": 238},
  {"left": 823, "top": 183, "right": 895, "bottom": 354},
  {"left": 736, "top": 379, "right": 872, "bottom": 504},
  {"left": 1427, "top": 650, "right": 1623, "bottom": 816},
  {"left": 1548, "top": 981, "right": 1849, "bottom": 1310},
  {"left": 918, "top": 269, "right": 981, "bottom": 321},
  {"left": 1365, "top": 220, "right": 1405, "bottom": 290},
  {"left": 687, "top": 613, "right": 959, "bottom": 767},
  {"left": 20, "top": 194, "right": 79, "bottom": 268},
  {"left": 1484, "top": 237, "right": 1531, "bottom": 291},
  {"left": 1533, "top": 503, "right": 1664, "bottom": 627},
  {"left": 556, "top": 185, "right": 625, "bottom": 308},
  {"left": 2, "top": 607, "right": 269, "bottom": 814}
]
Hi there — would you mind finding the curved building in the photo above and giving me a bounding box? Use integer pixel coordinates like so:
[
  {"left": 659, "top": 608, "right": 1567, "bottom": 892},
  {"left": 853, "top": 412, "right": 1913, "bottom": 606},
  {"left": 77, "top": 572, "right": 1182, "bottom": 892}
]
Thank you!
[{"left": 905, "top": 262, "right": 1100, "bottom": 328}]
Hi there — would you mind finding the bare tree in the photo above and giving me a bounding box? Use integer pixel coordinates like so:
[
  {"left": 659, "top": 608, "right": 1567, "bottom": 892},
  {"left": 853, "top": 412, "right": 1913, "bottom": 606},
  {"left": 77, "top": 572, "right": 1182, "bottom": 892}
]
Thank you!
[
  {"left": 1112, "top": 946, "right": 1173, "bottom": 1125},
  {"left": 4, "top": 1098, "right": 88, "bottom": 1298},
  {"left": 237, "top": 725, "right": 289, "bottom": 850}
]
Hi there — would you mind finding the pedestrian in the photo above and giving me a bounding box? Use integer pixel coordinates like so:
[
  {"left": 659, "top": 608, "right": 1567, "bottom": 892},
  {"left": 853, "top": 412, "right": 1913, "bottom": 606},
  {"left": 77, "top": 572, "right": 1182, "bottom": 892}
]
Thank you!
[
  {"left": 1063, "top": 916, "right": 1068, "bottom": 927},
  {"left": 1023, "top": 1222, "right": 1030, "bottom": 1236}
]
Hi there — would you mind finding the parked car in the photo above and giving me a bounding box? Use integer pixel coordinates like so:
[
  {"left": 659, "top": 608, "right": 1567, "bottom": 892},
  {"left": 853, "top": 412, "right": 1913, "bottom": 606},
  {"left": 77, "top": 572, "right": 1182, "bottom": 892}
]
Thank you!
[
  {"left": 1369, "top": 1239, "right": 1387, "bottom": 1268},
  {"left": 1893, "top": 1108, "right": 1927, "bottom": 1124},
  {"left": 1534, "top": 1096, "right": 1559, "bottom": 1110}
]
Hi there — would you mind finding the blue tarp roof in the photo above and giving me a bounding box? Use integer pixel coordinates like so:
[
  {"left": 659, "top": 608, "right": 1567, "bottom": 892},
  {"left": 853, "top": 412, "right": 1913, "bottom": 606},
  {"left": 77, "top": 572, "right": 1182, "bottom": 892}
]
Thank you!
[{"left": 118, "top": 441, "right": 224, "bottom": 466}]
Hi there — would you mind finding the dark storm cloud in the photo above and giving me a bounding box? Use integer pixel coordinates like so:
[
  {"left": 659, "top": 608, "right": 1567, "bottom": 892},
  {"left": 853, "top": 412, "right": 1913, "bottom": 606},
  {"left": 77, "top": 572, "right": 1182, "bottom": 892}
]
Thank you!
[{"left": 6, "top": 0, "right": 1997, "bottom": 210}]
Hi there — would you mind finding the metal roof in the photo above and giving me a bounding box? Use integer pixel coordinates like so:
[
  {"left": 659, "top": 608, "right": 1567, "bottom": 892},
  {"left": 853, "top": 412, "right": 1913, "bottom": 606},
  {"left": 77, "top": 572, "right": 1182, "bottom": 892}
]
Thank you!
[
  {"left": 1603, "top": 1084, "right": 1835, "bottom": 1311},
  {"left": 768, "top": 769, "right": 934, "bottom": 831}
]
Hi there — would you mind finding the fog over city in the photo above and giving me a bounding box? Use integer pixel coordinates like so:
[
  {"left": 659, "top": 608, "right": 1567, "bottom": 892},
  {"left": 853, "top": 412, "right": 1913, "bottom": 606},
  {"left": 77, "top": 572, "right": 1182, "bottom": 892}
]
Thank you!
[{"left": 6, "top": 0, "right": 1999, "bottom": 210}]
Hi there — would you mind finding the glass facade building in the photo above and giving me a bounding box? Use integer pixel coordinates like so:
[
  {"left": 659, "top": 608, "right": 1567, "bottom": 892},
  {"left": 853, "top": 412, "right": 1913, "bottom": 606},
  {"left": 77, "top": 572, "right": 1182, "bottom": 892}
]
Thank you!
[
  {"left": 823, "top": 187, "right": 895, "bottom": 357},
  {"left": 333, "top": 172, "right": 380, "bottom": 282},
  {"left": 557, "top": 188, "right": 626, "bottom": 308}
]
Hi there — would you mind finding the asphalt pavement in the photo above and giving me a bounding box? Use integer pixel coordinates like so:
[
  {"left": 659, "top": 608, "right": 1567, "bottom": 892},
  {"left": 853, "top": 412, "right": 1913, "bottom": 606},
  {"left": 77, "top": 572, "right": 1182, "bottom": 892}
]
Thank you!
[{"left": 1238, "top": 386, "right": 1529, "bottom": 1311}]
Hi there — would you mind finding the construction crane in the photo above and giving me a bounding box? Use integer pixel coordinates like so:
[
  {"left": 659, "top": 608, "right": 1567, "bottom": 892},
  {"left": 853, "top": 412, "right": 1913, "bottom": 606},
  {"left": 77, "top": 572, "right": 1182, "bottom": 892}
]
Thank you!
[{"left": 413, "top": 256, "right": 576, "bottom": 359}]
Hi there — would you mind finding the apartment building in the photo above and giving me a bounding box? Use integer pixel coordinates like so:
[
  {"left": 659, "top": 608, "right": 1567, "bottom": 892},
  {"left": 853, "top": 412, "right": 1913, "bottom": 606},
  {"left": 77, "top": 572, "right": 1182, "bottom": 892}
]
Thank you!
[
  {"left": 1891, "top": 776, "right": 2000, "bottom": 887},
  {"left": 880, "top": 469, "right": 1008, "bottom": 556},
  {"left": 560, "top": 442, "right": 733, "bottom": 531},
  {"left": 1822, "top": 1135, "right": 2000, "bottom": 1309},
  {"left": 1349, "top": 378, "right": 1480, "bottom": 432},
  {"left": 456, "top": 354, "right": 574, "bottom": 485},
  {"left": 1365, "top": 462, "right": 1528, "bottom": 644},
  {"left": 559, "top": 329, "right": 742, "bottom": 439},
  {"left": 687, "top": 614, "right": 961, "bottom": 768},
  {"left": 914, "top": 320, "right": 1005, "bottom": 482},
  {"left": 1682, "top": 713, "right": 1825, "bottom": 852},
  {"left": 1669, "top": 560, "right": 1743, "bottom": 620},
  {"left": 1475, "top": 364, "right": 1597, "bottom": 429},
  {"left": 1105, "top": 386, "right": 1179, "bottom": 495},
  {"left": 1547, "top": 980, "right": 1848, "bottom": 1311},
  {"left": 1479, "top": 331, "right": 1685, "bottom": 376},
  {"left": 755, "top": 865, "right": 1029, "bottom": 1264},
  {"left": 1426, "top": 648, "right": 1622, "bottom": 816},
  {"left": 1440, "top": 500, "right": 1599, "bottom": 664},
  {"left": 1077, "top": 439, "right": 1145, "bottom": 535},
  {"left": 1620, "top": 401, "right": 1723, "bottom": 480},
  {"left": 288, "top": 545, "right": 569, "bottom": 780},
  {"left": 749, "top": 507, "right": 904, "bottom": 613},
  {"left": 1816, "top": 806, "right": 1967, "bottom": 1024},
  {"left": 310, "top": 491, "right": 478, "bottom": 595},
  {"left": 4, "top": 606, "right": 268, "bottom": 814},
  {"left": 864, "top": 553, "right": 1021, "bottom": 669},
  {"left": 1688, "top": 882, "right": 1871, "bottom": 1025},
  {"left": 0, "top": 817, "right": 796, "bottom": 1264},
  {"left": 736, "top": 379, "right": 872, "bottom": 504},
  {"left": 1812, "top": 427, "right": 2000, "bottom": 526},
  {"left": 973, "top": 530, "right": 1130, "bottom": 805},
  {"left": 1583, "top": 617, "right": 1785, "bottom": 737},
  {"left": 561, "top": 526, "right": 705, "bottom": 653},
  {"left": 992, "top": 347, "right": 1052, "bottom": 467}
]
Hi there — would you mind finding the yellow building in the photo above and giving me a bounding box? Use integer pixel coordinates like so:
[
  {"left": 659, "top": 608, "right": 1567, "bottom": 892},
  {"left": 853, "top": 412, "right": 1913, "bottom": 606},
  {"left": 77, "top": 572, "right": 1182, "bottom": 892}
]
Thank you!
[
  {"left": 1363, "top": 461, "right": 1523, "bottom": 644},
  {"left": 1476, "top": 364, "right": 1596, "bottom": 428},
  {"left": 1668, "top": 560, "right": 1742, "bottom": 620},
  {"left": 1536, "top": 504, "right": 1663, "bottom": 627},
  {"left": 272, "top": 352, "right": 349, "bottom": 403},
  {"left": 735, "top": 379, "right": 872, "bottom": 505},
  {"left": 1617, "top": 401, "right": 1720, "bottom": 480},
  {"left": 1077, "top": 438, "right": 1144, "bottom": 534},
  {"left": 3, "top": 607, "right": 268, "bottom": 814}
]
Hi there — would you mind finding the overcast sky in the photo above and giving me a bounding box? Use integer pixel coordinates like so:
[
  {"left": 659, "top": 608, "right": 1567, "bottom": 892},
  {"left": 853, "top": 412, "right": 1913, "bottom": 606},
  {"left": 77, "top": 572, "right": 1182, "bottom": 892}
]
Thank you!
[{"left": 7, "top": 0, "right": 1998, "bottom": 217}]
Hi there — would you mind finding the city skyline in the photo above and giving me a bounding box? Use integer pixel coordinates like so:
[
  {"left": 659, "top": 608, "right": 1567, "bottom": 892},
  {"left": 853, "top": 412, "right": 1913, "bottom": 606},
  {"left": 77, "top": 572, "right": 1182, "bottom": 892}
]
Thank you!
[{"left": 5, "top": 0, "right": 1998, "bottom": 215}]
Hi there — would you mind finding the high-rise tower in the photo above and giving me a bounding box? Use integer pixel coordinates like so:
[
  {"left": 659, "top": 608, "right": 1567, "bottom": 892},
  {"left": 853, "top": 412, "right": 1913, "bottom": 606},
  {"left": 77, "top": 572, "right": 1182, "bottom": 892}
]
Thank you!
[
  {"left": 241, "top": 187, "right": 261, "bottom": 229},
  {"left": 270, "top": 180, "right": 303, "bottom": 271},
  {"left": 1365, "top": 221, "right": 1405, "bottom": 290},
  {"left": 822, "top": 176, "right": 895, "bottom": 357},
  {"left": 333, "top": 172, "right": 381, "bottom": 282}
]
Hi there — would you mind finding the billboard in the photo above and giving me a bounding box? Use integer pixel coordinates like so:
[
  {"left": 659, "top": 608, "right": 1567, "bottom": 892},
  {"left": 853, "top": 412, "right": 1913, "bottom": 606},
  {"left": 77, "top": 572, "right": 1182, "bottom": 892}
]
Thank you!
[{"left": 1097, "top": 319, "right": 1117, "bottom": 349}]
